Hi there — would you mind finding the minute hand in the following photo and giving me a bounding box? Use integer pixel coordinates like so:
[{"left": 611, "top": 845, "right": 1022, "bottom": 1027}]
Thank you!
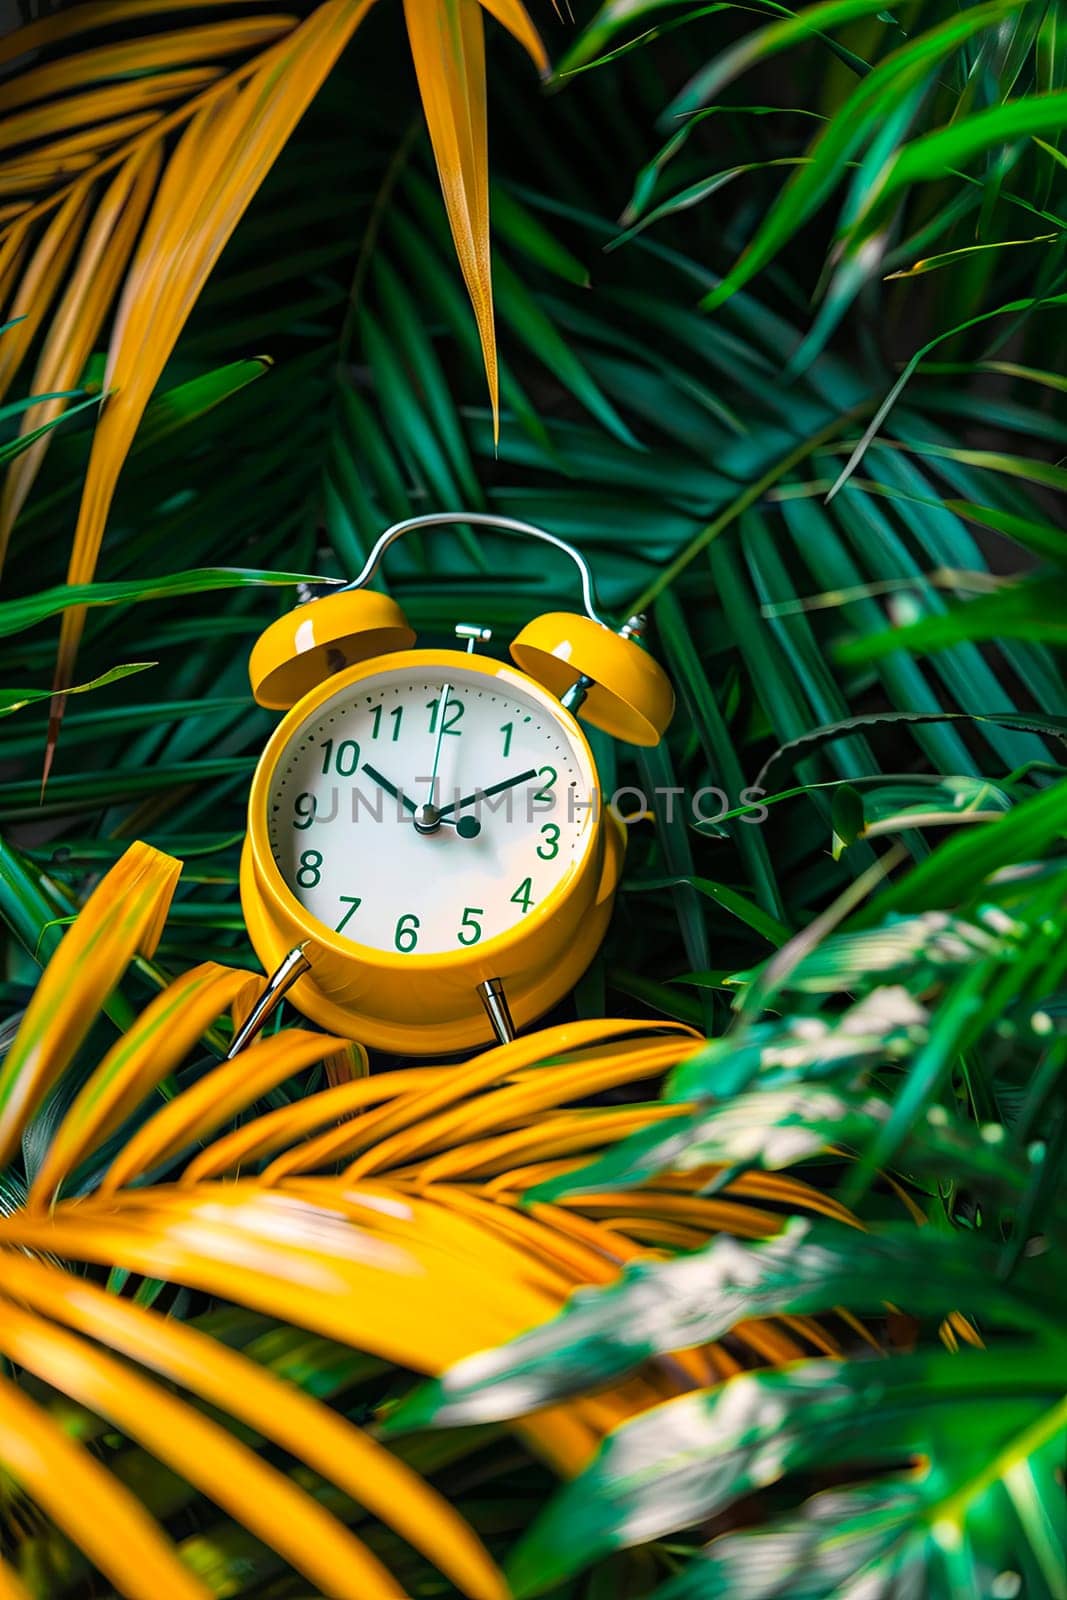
[{"left": 438, "top": 768, "right": 539, "bottom": 820}]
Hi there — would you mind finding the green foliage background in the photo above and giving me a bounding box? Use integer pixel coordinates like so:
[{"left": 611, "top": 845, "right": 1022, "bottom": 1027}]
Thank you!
[{"left": 1, "top": 0, "right": 1066, "bottom": 1596}]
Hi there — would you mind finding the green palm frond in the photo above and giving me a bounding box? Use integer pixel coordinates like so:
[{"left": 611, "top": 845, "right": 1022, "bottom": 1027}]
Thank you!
[
  {"left": 393, "top": 820, "right": 1067, "bottom": 1597},
  {"left": 0, "top": 0, "right": 1064, "bottom": 1595}
]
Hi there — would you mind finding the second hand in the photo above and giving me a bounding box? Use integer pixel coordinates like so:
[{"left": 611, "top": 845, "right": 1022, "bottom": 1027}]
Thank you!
[{"left": 415, "top": 682, "right": 453, "bottom": 834}]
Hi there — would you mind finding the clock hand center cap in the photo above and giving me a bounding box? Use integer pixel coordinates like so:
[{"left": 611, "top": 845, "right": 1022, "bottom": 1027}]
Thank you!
[{"left": 413, "top": 802, "right": 442, "bottom": 834}]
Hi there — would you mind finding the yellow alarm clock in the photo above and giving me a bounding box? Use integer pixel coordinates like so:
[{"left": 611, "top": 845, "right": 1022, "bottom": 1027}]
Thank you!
[{"left": 237, "top": 514, "right": 674, "bottom": 1056}]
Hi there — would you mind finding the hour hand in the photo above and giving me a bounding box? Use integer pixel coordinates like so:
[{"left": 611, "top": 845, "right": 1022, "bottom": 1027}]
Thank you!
[
  {"left": 438, "top": 768, "right": 539, "bottom": 820},
  {"left": 361, "top": 762, "right": 417, "bottom": 816}
]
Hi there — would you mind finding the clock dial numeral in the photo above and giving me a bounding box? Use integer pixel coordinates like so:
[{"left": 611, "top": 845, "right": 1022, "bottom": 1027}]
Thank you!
[
  {"left": 297, "top": 849, "right": 323, "bottom": 888},
  {"left": 320, "top": 737, "right": 361, "bottom": 776},
  {"left": 335, "top": 895, "right": 362, "bottom": 933},
  {"left": 534, "top": 765, "right": 557, "bottom": 804},
  {"left": 499, "top": 721, "right": 513, "bottom": 758},
  {"left": 536, "top": 823, "right": 560, "bottom": 860},
  {"left": 457, "top": 906, "right": 483, "bottom": 946},
  {"left": 369, "top": 704, "right": 403, "bottom": 742},
  {"left": 394, "top": 912, "right": 420, "bottom": 952},
  {"left": 293, "top": 792, "right": 317, "bottom": 830},
  {"left": 426, "top": 697, "right": 464, "bottom": 736},
  {"left": 510, "top": 877, "right": 535, "bottom": 915}
]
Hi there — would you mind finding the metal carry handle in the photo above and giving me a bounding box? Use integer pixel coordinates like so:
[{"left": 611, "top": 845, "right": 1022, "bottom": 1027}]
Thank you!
[{"left": 338, "top": 513, "right": 610, "bottom": 628}]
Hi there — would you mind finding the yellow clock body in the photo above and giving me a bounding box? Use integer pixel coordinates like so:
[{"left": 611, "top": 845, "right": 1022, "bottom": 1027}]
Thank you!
[
  {"left": 241, "top": 647, "right": 627, "bottom": 1054},
  {"left": 238, "top": 512, "right": 674, "bottom": 1058}
]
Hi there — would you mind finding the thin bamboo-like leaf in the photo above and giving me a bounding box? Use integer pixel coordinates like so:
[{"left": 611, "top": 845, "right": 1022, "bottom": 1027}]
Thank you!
[
  {"left": 885, "top": 233, "right": 1060, "bottom": 280},
  {"left": 0, "top": 1252, "right": 508, "bottom": 1600},
  {"left": 478, "top": 0, "right": 548, "bottom": 68},
  {"left": 27, "top": 961, "right": 261, "bottom": 1209},
  {"left": 0, "top": 1296, "right": 402, "bottom": 1600},
  {"left": 861, "top": 91, "right": 1067, "bottom": 230},
  {"left": 404, "top": 0, "right": 498, "bottom": 438},
  {"left": 0, "top": 566, "right": 324, "bottom": 638},
  {"left": 0, "top": 660, "right": 155, "bottom": 718},
  {"left": 0, "top": 842, "right": 181, "bottom": 1169},
  {"left": 99, "top": 1028, "right": 363, "bottom": 1193},
  {"left": 837, "top": 579, "right": 1067, "bottom": 658},
  {"left": 0, "top": 390, "right": 104, "bottom": 472},
  {"left": 0, "top": 1369, "right": 208, "bottom": 1600},
  {"left": 700, "top": 0, "right": 1021, "bottom": 311},
  {"left": 949, "top": 499, "right": 1067, "bottom": 565},
  {"left": 827, "top": 293, "right": 1067, "bottom": 499},
  {"left": 755, "top": 709, "right": 1067, "bottom": 790},
  {"left": 134, "top": 354, "right": 272, "bottom": 450}
]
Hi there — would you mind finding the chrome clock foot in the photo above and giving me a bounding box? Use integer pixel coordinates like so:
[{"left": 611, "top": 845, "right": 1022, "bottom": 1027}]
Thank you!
[
  {"left": 227, "top": 944, "right": 311, "bottom": 1058},
  {"left": 478, "top": 977, "right": 517, "bottom": 1045}
]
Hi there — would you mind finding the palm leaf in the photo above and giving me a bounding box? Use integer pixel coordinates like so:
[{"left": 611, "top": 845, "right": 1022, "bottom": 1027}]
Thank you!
[
  {"left": 0, "top": 839, "right": 181, "bottom": 1167},
  {"left": 0, "top": 1250, "right": 507, "bottom": 1600},
  {"left": 0, "top": 0, "right": 545, "bottom": 768},
  {"left": 0, "top": 842, "right": 840, "bottom": 1593},
  {"left": 0, "top": 1297, "right": 405, "bottom": 1600},
  {"left": 0, "top": 7, "right": 1063, "bottom": 1593},
  {"left": 504, "top": 1346, "right": 1067, "bottom": 1599},
  {"left": 0, "top": 1368, "right": 210, "bottom": 1599}
]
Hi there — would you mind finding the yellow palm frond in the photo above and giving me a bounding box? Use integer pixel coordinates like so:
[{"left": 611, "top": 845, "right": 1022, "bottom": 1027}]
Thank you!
[
  {"left": 0, "top": 0, "right": 545, "bottom": 768},
  {"left": 0, "top": 842, "right": 849, "bottom": 1593},
  {"left": 0, "top": 840, "right": 181, "bottom": 1169},
  {"left": 402, "top": 0, "right": 546, "bottom": 443},
  {"left": 0, "top": 1370, "right": 209, "bottom": 1600}
]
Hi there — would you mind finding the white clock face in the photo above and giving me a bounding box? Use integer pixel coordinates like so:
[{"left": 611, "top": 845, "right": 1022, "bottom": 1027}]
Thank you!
[{"left": 266, "top": 662, "right": 598, "bottom": 955}]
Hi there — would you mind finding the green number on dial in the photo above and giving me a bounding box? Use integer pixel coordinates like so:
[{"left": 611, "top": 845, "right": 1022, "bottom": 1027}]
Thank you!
[
  {"left": 296, "top": 849, "right": 322, "bottom": 888},
  {"left": 394, "top": 912, "right": 420, "bottom": 952},
  {"left": 537, "top": 823, "right": 560, "bottom": 860},
  {"left": 500, "top": 722, "right": 513, "bottom": 758},
  {"left": 293, "top": 792, "right": 317, "bottom": 830},
  {"left": 426, "top": 698, "right": 464, "bottom": 736},
  {"left": 510, "top": 877, "right": 535, "bottom": 915},
  {"left": 534, "top": 765, "right": 557, "bottom": 804},
  {"left": 370, "top": 704, "right": 403, "bottom": 741},
  {"left": 320, "top": 737, "right": 360, "bottom": 776},
  {"left": 335, "top": 895, "right": 362, "bottom": 933},
  {"left": 457, "top": 906, "right": 483, "bottom": 946}
]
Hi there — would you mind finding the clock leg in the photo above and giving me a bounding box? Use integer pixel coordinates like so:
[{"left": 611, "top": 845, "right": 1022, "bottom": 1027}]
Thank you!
[
  {"left": 227, "top": 944, "right": 312, "bottom": 1058},
  {"left": 477, "top": 977, "right": 517, "bottom": 1046}
]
